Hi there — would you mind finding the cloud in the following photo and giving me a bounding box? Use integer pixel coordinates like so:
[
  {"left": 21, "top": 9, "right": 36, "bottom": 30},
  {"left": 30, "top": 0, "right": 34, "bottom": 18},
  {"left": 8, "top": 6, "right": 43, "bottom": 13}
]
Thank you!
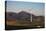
[{"left": 7, "top": 8, "right": 44, "bottom": 16}]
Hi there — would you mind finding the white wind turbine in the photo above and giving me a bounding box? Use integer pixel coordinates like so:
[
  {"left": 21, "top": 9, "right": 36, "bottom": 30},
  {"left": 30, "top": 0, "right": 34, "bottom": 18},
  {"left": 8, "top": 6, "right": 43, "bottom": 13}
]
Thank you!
[{"left": 27, "top": 8, "right": 32, "bottom": 22}]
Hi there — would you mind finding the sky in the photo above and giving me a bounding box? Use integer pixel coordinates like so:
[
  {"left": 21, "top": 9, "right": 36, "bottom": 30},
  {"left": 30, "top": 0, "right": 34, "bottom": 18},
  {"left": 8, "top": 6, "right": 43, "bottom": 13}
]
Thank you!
[{"left": 6, "top": 1, "right": 44, "bottom": 16}]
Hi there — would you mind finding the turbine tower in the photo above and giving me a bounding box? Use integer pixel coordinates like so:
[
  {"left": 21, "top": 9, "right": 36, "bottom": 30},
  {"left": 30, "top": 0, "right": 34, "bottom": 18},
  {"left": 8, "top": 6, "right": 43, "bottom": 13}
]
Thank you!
[{"left": 28, "top": 8, "right": 32, "bottom": 22}]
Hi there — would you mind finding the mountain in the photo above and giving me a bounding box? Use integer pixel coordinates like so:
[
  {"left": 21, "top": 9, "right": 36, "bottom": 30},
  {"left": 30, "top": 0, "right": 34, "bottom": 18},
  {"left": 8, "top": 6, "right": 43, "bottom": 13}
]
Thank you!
[
  {"left": 6, "top": 11, "right": 35, "bottom": 20},
  {"left": 6, "top": 12, "right": 18, "bottom": 19},
  {"left": 18, "top": 11, "right": 31, "bottom": 19}
]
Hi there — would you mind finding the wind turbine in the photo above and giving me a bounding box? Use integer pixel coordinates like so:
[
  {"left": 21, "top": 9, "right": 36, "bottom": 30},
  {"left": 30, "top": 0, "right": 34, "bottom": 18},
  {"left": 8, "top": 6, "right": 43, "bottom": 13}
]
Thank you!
[{"left": 28, "top": 8, "right": 32, "bottom": 22}]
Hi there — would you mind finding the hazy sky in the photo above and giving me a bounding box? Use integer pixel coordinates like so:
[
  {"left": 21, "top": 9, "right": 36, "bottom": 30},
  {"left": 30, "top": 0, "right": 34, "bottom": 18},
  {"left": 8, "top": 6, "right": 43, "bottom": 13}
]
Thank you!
[{"left": 6, "top": 1, "right": 44, "bottom": 16}]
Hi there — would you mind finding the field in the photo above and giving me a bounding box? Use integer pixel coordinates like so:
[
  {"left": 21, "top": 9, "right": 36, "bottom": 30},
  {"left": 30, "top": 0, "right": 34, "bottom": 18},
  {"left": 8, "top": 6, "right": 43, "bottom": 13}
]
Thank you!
[{"left": 5, "top": 16, "right": 44, "bottom": 30}]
